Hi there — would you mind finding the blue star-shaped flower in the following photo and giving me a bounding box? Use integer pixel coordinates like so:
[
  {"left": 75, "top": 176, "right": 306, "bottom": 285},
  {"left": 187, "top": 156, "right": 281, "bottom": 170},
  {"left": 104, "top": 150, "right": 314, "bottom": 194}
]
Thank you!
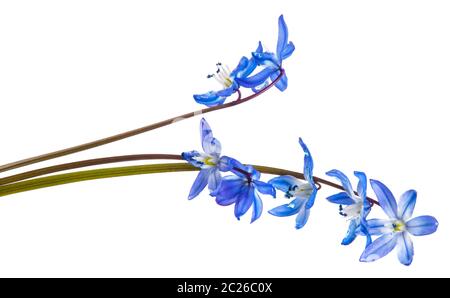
[
  {"left": 360, "top": 180, "right": 438, "bottom": 266},
  {"left": 326, "top": 170, "right": 372, "bottom": 246},
  {"left": 211, "top": 161, "right": 275, "bottom": 223},
  {"left": 236, "top": 15, "right": 295, "bottom": 92},
  {"left": 193, "top": 43, "right": 263, "bottom": 107},
  {"left": 268, "top": 138, "right": 317, "bottom": 229},
  {"left": 182, "top": 118, "right": 232, "bottom": 199}
]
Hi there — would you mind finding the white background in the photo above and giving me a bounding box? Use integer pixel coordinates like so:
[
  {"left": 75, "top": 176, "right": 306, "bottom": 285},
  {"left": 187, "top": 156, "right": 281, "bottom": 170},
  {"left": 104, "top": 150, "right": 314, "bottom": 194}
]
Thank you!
[{"left": 0, "top": 0, "right": 449, "bottom": 277}]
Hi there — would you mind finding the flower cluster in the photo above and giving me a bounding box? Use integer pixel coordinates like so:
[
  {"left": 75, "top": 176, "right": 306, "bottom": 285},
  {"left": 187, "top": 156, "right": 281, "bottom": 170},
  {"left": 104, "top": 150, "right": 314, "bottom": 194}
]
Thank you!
[
  {"left": 193, "top": 15, "right": 294, "bottom": 107},
  {"left": 182, "top": 14, "right": 438, "bottom": 266},
  {"left": 182, "top": 118, "right": 438, "bottom": 266}
]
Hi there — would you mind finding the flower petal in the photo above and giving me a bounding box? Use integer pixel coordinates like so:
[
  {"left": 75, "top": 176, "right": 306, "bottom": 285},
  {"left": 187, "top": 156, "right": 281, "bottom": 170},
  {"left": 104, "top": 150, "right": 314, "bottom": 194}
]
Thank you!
[
  {"left": 305, "top": 187, "right": 318, "bottom": 209},
  {"left": 406, "top": 215, "right": 439, "bottom": 236},
  {"left": 252, "top": 51, "right": 279, "bottom": 68},
  {"left": 268, "top": 175, "right": 300, "bottom": 193},
  {"left": 200, "top": 119, "right": 222, "bottom": 156},
  {"left": 354, "top": 171, "right": 367, "bottom": 200},
  {"left": 181, "top": 150, "right": 202, "bottom": 168},
  {"left": 299, "top": 138, "right": 314, "bottom": 186},
  {"left": 397, "top": 190, "right": 417, "bottom": 221},
  {"left": 397, "top": 232, "right": 414, "bottom": 266},
  {"left": 281, "top": 41, "right": 295, "bottom": 60},
  {"left": 188, "top": 169, "right": 211, "bottom": 200},
  {"left": 360, "top": 234, "right": 398, "bottom": 263},
  {"left": 341, "top": 220, "right": 358, "bottom": 246},
  {"left": 212, "top": 176, "right": 243, "bottom": 205},
  {"left": 253, "top": 180, "right": 276, "bottom": 197},
  {"left": 207, "top": 169, "right": 222, "bottom": 192},
  {"left": 370, "top": 179, "right": 398, "bottom": 219},
  {"left": 367, "top": 218, "right": 394, "bottom": 235},
  {"left": 295, "top": 201, "right": 310, "bottom": 229},
  {"left": 326, "top": 169, "right": 354, "bottom": 198},
  {"left": 270, "top": 71, "right": 288, "bottom": 92},
  {"left": 235, "top": 67, "right": 276, "bottom": 88},
  {"left": 276, "top": 15, "right": 288, "bottom": 61},
  {"left": 234, "top": 186, "right": 255, "bottom": 220},
  {"left": 326, "top": 192, "right": 355, "bottom": 205},
  {"left": 268, "top": 197, "right": 302, "bottom": 217},
  {"left": 231, "top": 164, "right": 260, "bottom": 180},
  {"left": 193, "top": 91, "right": 226, "bottom": 107},
  {"left": 251, "top": 192, "right": 263, "bottom": 223},
  {"left": 229, "top": 56, "right": 249, "bottom": 78},
  {"left": 358, "top": 224, "right": 373, "bottom": 247}
]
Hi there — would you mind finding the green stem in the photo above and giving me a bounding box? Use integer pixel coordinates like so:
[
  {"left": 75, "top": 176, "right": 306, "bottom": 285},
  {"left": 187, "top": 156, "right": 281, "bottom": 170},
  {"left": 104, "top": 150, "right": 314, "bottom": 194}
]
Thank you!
[
  {"left": 0, "top": 162, "right": 380, "bottom": 207},
  {"left": 0, "top": 70, "right": 285, "bottom": 174}
]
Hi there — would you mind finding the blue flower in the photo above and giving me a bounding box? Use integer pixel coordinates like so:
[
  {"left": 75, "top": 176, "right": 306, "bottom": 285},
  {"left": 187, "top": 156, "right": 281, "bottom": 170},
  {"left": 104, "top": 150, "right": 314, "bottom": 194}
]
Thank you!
[
  {"left": 193, "top": 43, "right": 263, "bottom": 107},
  {"left": 360, "top": 180, "right": 439, "bottom": 266},
  {"left": 182, "top": 118, "right": 232, "bottom": 200},
  {"left": 326, "top": 170, "right": 372, "bottom": 246},
  {"left": 211, "top": 161, "right": 275, "bottom": 223},
  {"left": 237, "top": 15, "right": 295, "bottom": 92},
  {"left": 268, "top": 138, "right": 317, "bottom": 229}
]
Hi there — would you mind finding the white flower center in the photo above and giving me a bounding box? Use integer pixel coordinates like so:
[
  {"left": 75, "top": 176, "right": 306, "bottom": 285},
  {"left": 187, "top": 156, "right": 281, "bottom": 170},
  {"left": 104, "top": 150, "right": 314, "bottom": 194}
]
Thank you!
[
  {"left": 392, "top": 220, "right": 406, "bottom": 232},
  {"left": 339, "top": 199, "right": 363, "bottom": 221},
  {"left": 207, "top": 63, "right": 233, "bottom": 88},
  {"left": 192, "top": 153, "right": 218, "bottom": 169},
  {"left": 286, "top": 182, "right": 313, "bottom": 198}
]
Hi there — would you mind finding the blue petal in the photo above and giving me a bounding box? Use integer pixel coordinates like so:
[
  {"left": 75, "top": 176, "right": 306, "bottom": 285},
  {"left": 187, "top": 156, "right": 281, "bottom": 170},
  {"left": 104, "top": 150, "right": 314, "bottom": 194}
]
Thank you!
[
  {"left": 326, "top": 192, "right": 355, "bottom": 205},
  {"left": 281, "top": 41, "right": 295, "bottom": 60},
  {"left": 207, "top": 169, "right": 222, "bottom": 192},
  {"left": 200, "top": 118, "right": 222, "bottom": 156},
  {"left": 276, "top": 15, "right": 288, "bottom": 61},
  {"left": 235, "top": 67, "right": 276, "bottom": 88},
  {"left": 268, "top": 175, "right": 300, "bottom": 193},
  {"left": 270, "top": 71, "right": 288, "bottom": 92},
  {"left": 234, "top": 43, "right": 263, "bottom": 79},
  {"left": 299, "top": 138, "right": 314, "bottom": 186},
  {"left": 354, "top": 171, "right": 367, "bottom": 200},
  {"left": 358, "top": 224, "right": 373, "bottom": 247},
  {"left": 360, "top": 234, "right": 398, "bottom": 263},
  {"left": 397, "top": 190, "right": 417, "bottom": 221},
  {"left": 252, "top": 51, "right": 279, "bottom": 68},
  {"left": 326, "top": 169, "right": 354, "bottom": 198},
  {"left": 367, "top": 218, "right": 394, "bottom": 235},
  {"left": 234, "top": 185, "right": 255, "bottom": 220},
  {"left": 305, "top": 187, "right": 318, "bottom": 209},
  {"left": 188, "top": 169, "right": 211, "bottom": 200},
  {"left": 229, "top": 56, "right": 249, "bottom": 78},
  {"left": 251, "top": 80, "right": 270, "bottom": 93},
  {"left": 269, "top": 197, "right": 302, "bottom": 217},
  {"left": 193, "top": 91, "right": 226, "bottom": 107},
  {"left": 295, "top": 201, "right": 310, "bottom": 229},
  {"left": 231, "top": 164, "right": 260, "bottom": 180},
  {"left": 253, "top": 180, "right": 276, "bottom": 197},
  {"left": 341, "top": 220, "right": 358, "bottom": 246},
  {"left": 251, "top": 192, "right": 263, "bottom": 223},
  {"left": 397, "top": 232, "right": 414, "bottom": 266},
  {"left": 216, "top": 85, "right": 236, "bottom": 97},
  {"left": 406, "top": 215, "right": 439, "bottom": 236},
  {"left": 212, "top": 176, "right": 243, "bottom": 205},
  {"left": 181, "top": 150, "right": 202, "bottom": 168},
  {"left": 217, "top": 156, "right": 240, "bottom": 172},
  {"left": 370, "top": 179, "right": 398, "bottom": 219},
  {"left": 200, "top": 118, "right": 213, "bottom": 141}
]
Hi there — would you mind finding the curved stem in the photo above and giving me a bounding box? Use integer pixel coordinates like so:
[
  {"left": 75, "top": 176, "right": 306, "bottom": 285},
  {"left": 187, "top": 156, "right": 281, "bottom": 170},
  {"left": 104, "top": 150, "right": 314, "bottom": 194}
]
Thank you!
[
  {"left": 0, "top": 159, "right": 379, "bottom": 206},
  {"left": 0, "top": 70, "right": 285, "bottom": 174},
  {"left": 0, "top": 154, "right": 182, "bottom": 185}
]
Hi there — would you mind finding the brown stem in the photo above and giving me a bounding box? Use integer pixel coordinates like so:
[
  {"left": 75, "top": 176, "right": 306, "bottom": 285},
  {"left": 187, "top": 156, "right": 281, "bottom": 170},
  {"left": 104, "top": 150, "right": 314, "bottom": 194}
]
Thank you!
[
  {"left": 0, "top": 154, "right": 182, "bottom": 185},
  {"left": 0, "top": 70, "right": 285, "bottom": 174}
]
